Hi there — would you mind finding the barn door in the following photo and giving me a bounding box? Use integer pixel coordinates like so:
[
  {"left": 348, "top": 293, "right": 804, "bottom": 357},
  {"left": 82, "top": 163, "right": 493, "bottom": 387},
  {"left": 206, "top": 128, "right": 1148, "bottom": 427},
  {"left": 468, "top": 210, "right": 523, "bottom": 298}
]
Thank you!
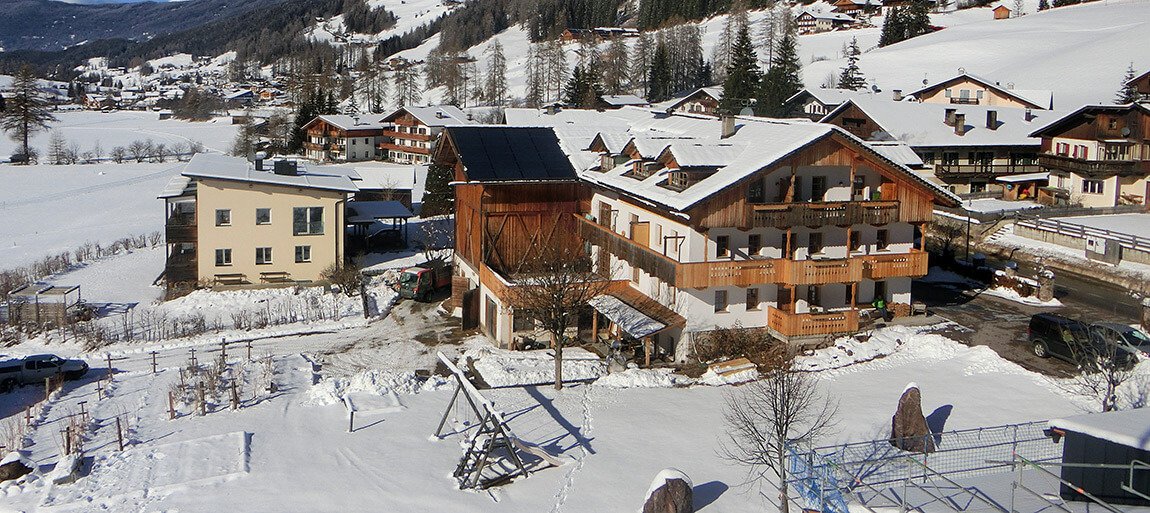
[{"left": 462, "top": 289, "right": 479, "bottom": 330}]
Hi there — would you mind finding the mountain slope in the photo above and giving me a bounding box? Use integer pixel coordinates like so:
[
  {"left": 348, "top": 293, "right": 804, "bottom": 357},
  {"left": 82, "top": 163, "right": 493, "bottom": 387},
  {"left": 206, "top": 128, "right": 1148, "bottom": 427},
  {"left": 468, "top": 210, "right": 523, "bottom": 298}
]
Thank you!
[{"left": 0, "top": 0, "right": 289, "bottom": 52}]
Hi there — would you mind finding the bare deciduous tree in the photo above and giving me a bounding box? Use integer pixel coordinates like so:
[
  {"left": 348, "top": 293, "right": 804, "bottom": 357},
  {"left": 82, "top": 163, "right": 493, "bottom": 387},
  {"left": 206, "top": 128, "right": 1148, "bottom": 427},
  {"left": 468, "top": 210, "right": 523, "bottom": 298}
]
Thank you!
[
  {"left": 507, "top": 245, "right": 611, "bottom": 390},
  {"left": 1056, "top": 330, "right": 1142, "bottom": 412},
  {"left": 722, "top": 354, "right": 838, "bottom": 513}
]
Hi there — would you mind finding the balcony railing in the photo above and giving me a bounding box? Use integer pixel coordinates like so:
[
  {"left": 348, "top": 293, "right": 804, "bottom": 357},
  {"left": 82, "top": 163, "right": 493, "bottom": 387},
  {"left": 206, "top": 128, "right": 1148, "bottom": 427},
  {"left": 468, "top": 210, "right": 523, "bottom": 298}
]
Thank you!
[
  {"left": 768, "top": 307, "right": 859, "bottom": 338},
  {"left": 379, "top": 142, "right": 431, "bottom": 155},
  {"left": 166, "top": 252, "right": 197, "bottom": 282},
  {"left": 861, "top": 250, "right": 929, "bottom": 280},
  {"left": 678, "top": 259, "right": 781, "bottom": 289},
  {"left": 383, "top": 129, "right": 433, "bottom": 142},
  {"left": 166, "top": 213, "right": 196, "bottom": 242},
  {"left": 752, "top": 201, "right": 899, "bottom": 229},
  {"left": 781, "top": 258, "right": 862, "bottom": 285},
  {"left": 933, "top": 163, "right": 1042, "bottom": 175},
  {"left": 1038, "top": 153, "right": 1144, "bottom": 176},
  {"left": 577, "top": 215, "right": 679, "bottom": 285},
  {"left": 948, "top": 97, "right": 980, "bottom": 105}
]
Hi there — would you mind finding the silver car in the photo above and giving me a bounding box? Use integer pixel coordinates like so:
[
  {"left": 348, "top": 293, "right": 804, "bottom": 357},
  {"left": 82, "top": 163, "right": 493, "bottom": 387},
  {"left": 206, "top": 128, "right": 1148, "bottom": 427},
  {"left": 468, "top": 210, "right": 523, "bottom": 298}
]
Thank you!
[{"left": 0, "top": 354, "right": 89, "bottom": 393}]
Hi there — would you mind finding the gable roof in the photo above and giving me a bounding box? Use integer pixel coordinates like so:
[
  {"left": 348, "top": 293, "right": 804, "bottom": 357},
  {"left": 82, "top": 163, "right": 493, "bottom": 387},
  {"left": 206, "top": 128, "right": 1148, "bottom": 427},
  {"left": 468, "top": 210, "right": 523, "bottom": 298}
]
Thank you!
[
  {"left": 785, "top": 88, "right": 874, "bottom": 107},
  {"left": 384, "top": 105, "right": 472, "bottom": 127},
  {"left": 445, "top": 126, "right": 577, "bottom": 183},
  {"left": 304, "top": 114, "right": 388, "bottom": 131},
  {"left": 1126, "top": 69, "right": 1150, "bottom": 86},
  {"left": 821, "top": 97, "right": 1052, "bottom": 148},
  {"left": 181, "top": 153, "right": 359, "bottom": 192},
  {"left": 601, "top": 94, "right": 649, "bottom": 107},
  {"left": 1028, "top": 103, "right": 1150, "bottom": 138},
  {"left": 905, "top": 72, "right": 1052, "bottom": 110}
]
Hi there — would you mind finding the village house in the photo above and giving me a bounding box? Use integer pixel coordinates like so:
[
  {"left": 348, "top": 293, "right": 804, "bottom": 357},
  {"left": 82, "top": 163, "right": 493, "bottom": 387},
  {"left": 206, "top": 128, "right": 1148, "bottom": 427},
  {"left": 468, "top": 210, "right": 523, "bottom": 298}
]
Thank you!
[
  {"left": 379, "top": 105, "right": 472, "bottom": 164},
  {"left": 437, "top": 108, "right": 958, "bottom": 359},
  {"left": 993, "top": 5, "right": 1012, "bottom": 19},
  {"left": 832, "top": 0, "right": 882, "bottom": 17},
  {"left": 158, "top": 153, "right": 359, "bottom": 294},
  {"left": 302, "top": 114, "right": 387, "bottom": 163},
  {"left": 1127, "top": 68, "right": 1150, "bottom": 103},
  {"left": 794, "top": 10, "right": 858, "bottom": 34},
  {"left": 1029, "top": 103, "right": 1150, "bottom": 208},
  {"left": 905, "top": 72, "right": 1053, "bottom": 110},
  {"left": 821, "top": 96, "right": 1051, "bottom": 195},
  {"left": 663, "top": 87, "right": 723, "bottom": 117},
  {"left": 784, "top": 88, "right": 874, "bottom": 121}
]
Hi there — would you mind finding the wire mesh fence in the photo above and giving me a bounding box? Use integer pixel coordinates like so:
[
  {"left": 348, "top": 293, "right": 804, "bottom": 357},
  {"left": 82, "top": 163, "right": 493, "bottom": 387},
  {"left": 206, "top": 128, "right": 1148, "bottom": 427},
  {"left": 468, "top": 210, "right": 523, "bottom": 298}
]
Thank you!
[{"left": 787, "top": 421, "right": 1063, "bottom": 513}]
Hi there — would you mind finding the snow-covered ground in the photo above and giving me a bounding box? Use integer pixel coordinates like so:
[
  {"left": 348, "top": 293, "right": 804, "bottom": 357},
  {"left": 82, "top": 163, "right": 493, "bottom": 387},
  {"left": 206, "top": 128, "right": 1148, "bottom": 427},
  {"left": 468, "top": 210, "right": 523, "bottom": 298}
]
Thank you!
[
  {"left": 989, "top": 224, "right": 1150, "bottom": 282},
  {"left": 1050, "top": 213, "right": 1150, "bottom": 241}
]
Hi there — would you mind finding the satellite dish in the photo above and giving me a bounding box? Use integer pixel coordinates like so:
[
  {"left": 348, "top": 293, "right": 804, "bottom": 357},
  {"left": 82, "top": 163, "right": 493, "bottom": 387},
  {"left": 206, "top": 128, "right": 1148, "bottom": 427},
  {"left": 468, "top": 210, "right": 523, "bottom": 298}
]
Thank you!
[
  {"left": 1121, "top": 127, "right": 1131, "bottom": 137},
  {"left": 738, "top": 107, "right": 755, "bottom": 116},
  {"left": 958, "top": 67, "right": 965, "bottom": 74}
]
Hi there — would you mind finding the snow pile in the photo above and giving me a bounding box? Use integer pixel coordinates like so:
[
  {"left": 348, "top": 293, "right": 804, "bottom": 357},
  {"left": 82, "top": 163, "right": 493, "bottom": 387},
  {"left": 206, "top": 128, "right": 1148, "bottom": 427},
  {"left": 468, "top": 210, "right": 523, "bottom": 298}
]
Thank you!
[
  {"left": 595, "top": 367, "right": 693, "bottom": 389},
  {"left": 698, "top": 366, "right": 759, "bottom": 386},
  {"left": 795, "top": 325, "right": 942, "bottom": 371},
  {"left": 981, "top": 286, "right": 1063, "bottom": 307},
  {"left": 304, "top": 369, "right": 448, "bottom": 407},
  {"left": 461, "top": 343, "right": 606, "bottom": 388}
]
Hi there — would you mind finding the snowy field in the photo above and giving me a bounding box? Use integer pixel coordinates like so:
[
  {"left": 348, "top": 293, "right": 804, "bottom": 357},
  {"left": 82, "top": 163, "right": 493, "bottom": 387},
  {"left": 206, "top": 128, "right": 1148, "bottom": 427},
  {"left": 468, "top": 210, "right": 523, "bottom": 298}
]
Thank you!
[{"left": 2, "top": 315, "right": 1134, "bottom": 512}]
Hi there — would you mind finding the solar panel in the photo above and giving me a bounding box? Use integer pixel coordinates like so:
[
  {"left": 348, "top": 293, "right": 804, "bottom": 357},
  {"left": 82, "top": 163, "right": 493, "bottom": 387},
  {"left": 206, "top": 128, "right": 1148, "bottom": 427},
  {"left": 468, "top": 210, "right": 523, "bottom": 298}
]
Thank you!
[{"left": 446, "top": 127, "right": 576, "bottom": 182}]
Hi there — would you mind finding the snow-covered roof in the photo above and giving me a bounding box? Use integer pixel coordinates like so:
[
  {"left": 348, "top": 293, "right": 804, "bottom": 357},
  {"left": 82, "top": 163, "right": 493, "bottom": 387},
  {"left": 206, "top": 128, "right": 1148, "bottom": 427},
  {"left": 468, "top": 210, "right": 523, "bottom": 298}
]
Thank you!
[
  {"left": 867, "top": 141, "right": 924, "bottom": 167},
  {"left": 1028, "top": 103, "right": 1150, "bottom": 138},
  {"left": 1049, "top": 408, "right": 1150, "bottom": 451},
  {"left": 346, "top": 200, "right": 413, "bottom": 223},
  {"left": 823, "top": 97, "right": 1052, "bottom": 148},
  {"left": 347, "top": 164, "right": 423, "bottom": 191},
  {"left": 589, "top": 295, "right": 667, "bottom": 339},
  {"left": 182, "top": 153, "right": 359, "bottom": 192},
  {"left": 310, "top": 114, "right": 388, "bottom": 131},
  {"left": 786, "top": 88, "right": 873, "bottom": 107},
  {"left": 387, "top": 105, "right": 472, "bottom": 127},
  {"left": 905, "top": 72, "right": 1053, "bottom": 110},
  {"left": 663, "top": 143, "right": 744, "bottom": 168},
  {"left": 800, "top": 10, "right": 856, "bottom": 21},
  {"left": 503, "top": 107, "right": 644, "bottom": 128},
  {"left": 601, "top": 94, "right": 649, "bottom": 107},
  {"left": 157, "top": 174, "right": 195, "bottom": 199}
]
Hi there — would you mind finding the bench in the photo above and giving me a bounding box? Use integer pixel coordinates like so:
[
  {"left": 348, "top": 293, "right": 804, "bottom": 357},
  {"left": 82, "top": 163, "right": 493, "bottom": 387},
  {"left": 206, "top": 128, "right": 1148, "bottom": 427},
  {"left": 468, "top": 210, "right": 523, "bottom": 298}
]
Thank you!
[
  {"left": 259, "top": 271, "right": 292, "bottom": 284},
  {"left": 214, "top": 273, "right": 247, "bottom": 286}
]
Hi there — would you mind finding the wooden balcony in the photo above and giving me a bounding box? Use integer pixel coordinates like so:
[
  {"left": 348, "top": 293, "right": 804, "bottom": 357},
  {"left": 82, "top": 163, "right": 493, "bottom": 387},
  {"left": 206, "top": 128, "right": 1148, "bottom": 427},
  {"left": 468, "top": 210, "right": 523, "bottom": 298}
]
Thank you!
[
  {"left": 379, "top": 142, "right": 431, "bottom": 155},
  {"left": 948, "top": 97, "right": 980, "bottom": 105},
  {"left": 165, "top": 213, "right": 196, "bottom": 242},
  {"left": 678, "top": 259, "right": 781, "bottom": 289},
  {"left": 576, "top": 215, "right": 679, "bottom": 285},
  {"left": 383, "top": 129, "right": 432, "bottom": 142},
  {"left": 165, "top": 252, "right": 197, "bottom": 282},
  {"left": 1038, "top": 154, "right": 1145, "bottom": 177},
  {"left": 933, "top": 163, "right": 1042, "bottom": 176},
  {"left": 861, "top": 250, "right": 929, "bottom": 280},
  {"left": 780, "top": 258, "right": 862, "bottom": 285},
  {"left": 752, "top": 201, "right": 899, "bottom": 229},
  {"left": 768, "top": 307, "right": 859, "bottom": 338}
]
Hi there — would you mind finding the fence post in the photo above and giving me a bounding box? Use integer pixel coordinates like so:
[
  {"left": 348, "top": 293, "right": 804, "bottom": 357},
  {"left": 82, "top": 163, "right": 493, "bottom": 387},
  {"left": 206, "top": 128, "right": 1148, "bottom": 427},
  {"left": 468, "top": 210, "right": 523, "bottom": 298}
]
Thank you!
[
  {"left": 44, "top": 377, "right": 51, "bottom": 402},
  {"left": 106, "top": 353, "right": 113, "bottom": 378},
  {"left": 348, "top": 410, "right": 355, "bottom": 433},
  {"left": 197, "top": 382, "right": 206, "bottom": 416},
  {"left": 151, "top": 351, "right": 158, "bottom": 374},
  {"left": 246, "top": 340, "right": 252, "bottom": 361},
  {"left": 168, "top": 391, "right": 176, "bottom": 420},
  {"left": 230, "top": 379, "right": 239, "bottom": 410},
  {"left": 116, "top": 416, "right": 124, "bottom": 451}
]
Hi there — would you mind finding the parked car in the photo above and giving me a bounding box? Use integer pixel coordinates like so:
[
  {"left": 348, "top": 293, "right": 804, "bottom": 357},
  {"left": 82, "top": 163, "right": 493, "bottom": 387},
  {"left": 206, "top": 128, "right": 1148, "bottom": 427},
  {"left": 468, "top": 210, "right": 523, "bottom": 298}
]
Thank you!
[
  {"left": 1088, "top": 322, "right": 1149, "bottom": 365},
  {"left": 1028, "top": 313, "right": 1090, "bottom": 362},
  {"left": 8, "top": 153, "right": 30, "bottom": 164},
  {"left": 395, "top": 263, "right": 452, "bottom": 301},
  {"left": 0, "top": 354, "right": 89, "bottom": 393}
]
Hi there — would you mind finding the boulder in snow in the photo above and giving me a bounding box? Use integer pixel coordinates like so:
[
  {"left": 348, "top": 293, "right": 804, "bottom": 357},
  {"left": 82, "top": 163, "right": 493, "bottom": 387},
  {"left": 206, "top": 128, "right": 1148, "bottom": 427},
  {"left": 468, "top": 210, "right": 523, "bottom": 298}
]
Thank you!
[
  {"left": 642, "top": 468, "right": 693, "bottom": 513},
  {"left": 0, "top": 451, "right": 34, "bottom": 483},
  {"left": 889, "top": 383, "right": 935, "bottom": 453}
]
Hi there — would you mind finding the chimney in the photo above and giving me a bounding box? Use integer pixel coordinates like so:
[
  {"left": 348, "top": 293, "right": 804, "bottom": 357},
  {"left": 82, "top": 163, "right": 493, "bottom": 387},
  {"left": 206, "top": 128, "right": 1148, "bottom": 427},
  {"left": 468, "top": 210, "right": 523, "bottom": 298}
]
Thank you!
[
  {"left": 944, "top": 108, "right": 957, "bottom": 126},
  {"left": 352, "top": 116, "right": 360, "bottom": 126},
  {"left": 721, "top": 114, "right": 737, "bottom": 139},
  {"left": 254, "top": 151, "right": 267, "bottom": 171},
  {"left": 892, "top": 89, "right": 903, "bottom": 101},
  {"left": 1024, "top": 108, "right": 1034, "bottom": 122},
  {"left": 986, "top": 110, "right": 998, "bottom": 130},
  {"left": 273, "top": 160, "right": 299, "bottom": 176},
  {"left": 953, "top": 112, "right": 966, "bottom": 136}
]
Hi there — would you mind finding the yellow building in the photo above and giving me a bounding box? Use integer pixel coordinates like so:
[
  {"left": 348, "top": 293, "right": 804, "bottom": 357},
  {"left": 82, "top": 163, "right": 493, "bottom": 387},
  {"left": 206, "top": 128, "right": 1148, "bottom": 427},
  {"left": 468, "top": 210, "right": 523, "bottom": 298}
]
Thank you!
[{"left": 159, "top": 153, "right": 358, "bottom": 293}]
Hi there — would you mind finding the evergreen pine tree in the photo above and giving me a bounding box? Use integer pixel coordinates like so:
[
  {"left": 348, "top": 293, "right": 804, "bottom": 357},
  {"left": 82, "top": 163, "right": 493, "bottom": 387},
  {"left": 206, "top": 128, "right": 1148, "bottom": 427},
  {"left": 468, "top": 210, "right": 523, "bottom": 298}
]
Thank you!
[
  {"left": 757, "top": 32, "right": 802, "bottom": 117},
  {"left": 1116, "top": 63, "right": 1139, "bottom": 104},
  {"left": 720, "top": 24, "right": 762, "bottom": 113},
  {"left": 0, "top": 66, "right": 57, "bottom": 162},
  {"left": 421, "top": 163, "right": 456, "bottom": 217},
  {"left": 647, "top": 41, "right": 673, "bottom": 102},
  {"left": 837, "top": 38, "right": 867, "bottom": 91},
  {"left": 1038, "top": 0, "right": 1049, "bottom": 10},
  {"left": 483, "top": 39, "right": 508, "bottom": 106},
  {"left": 879, "top": 7, "right": 903, "bottom": 47}
]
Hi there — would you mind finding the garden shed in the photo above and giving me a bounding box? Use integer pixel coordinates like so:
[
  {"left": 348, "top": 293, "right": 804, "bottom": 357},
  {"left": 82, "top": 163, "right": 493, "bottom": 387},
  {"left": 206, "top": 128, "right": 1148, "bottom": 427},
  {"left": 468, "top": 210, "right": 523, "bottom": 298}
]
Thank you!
[{"left": 1048, "top": 408, "right": 1150, "bottom": 506}]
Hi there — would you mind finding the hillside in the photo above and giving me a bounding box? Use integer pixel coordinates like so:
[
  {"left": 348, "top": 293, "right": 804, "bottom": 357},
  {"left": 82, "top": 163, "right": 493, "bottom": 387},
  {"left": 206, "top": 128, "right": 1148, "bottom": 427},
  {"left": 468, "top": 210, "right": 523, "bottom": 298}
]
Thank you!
[
  {"left": 0, "top": 0, "right": 289, "bottom": 52},
  {"left": 804, "top": 0, "right": 1150, "bottom": 108}
]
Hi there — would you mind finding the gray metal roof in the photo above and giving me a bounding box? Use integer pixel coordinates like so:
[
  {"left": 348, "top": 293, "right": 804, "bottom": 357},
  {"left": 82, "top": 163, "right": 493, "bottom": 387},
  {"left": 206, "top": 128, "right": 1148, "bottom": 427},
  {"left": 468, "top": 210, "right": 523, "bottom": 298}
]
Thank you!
[{"left": 181, "top": 153, "right": 359, "bottom": 192}]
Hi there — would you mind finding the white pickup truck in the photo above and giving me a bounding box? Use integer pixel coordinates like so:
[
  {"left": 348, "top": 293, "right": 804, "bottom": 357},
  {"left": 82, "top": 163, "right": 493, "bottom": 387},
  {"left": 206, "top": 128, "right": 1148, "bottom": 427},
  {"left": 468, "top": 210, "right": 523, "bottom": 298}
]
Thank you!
[{"left": 0, "top": 354, "right": 89, "bottom": 393}]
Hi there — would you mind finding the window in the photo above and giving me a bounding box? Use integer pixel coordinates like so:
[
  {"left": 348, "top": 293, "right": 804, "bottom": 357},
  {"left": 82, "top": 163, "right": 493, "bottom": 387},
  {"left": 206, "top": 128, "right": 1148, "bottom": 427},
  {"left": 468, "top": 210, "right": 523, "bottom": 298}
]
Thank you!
[
  {"left": 808, "top": 232, "right": 824, "bottom": 255},
  {"left": 845, "top": 285, "right": 854, "bottom": 305},
  {"left": 215, "top": 248, "right": 232, "bottom": 266},
  {"left": 852, "top": 175, "right": 866, "bottom": 198},
  {"left": 293, "top": 207, "right": 324, "bottom": 235},
  {"left": 1082, "top": 179, "right": 1104, "bottom": 194},
  {"left": 364, "top": 138, "right": 369, "bottom": 144},
  {"left": 849, "top": 231, "right": 861, "bottom": 252},
  {"left": 807, "top": 285, "right": 821, "bottom": 309},
  {"left": 942, "top": 152, "right": 960, "bottom": 165},
  {"left": 215, "top": 209, "right": 232, "bottom": 226},
  {"left": 668, "top": 171, "right": 690, "bottom": 190},
  {"left": 715, "top": 290, "right": 728, "bottom": 313},
  {"left": 1072, "top": 144, "right": 1089, "bottom": 159},
  {"left": 716, "top": 236, "right": 730, "bottom": 258},
  {"left": 876, "top": 229, "right": 889, "bottom": 250},
  {"left": 746, "top": 288, "right": 759, "bottom": 310},
  {"left": 873, "top": 280, "right": 887, "bottom": 302},
  {"left": 944, "top": 88, "right": 952, "bottom": 98},
  {"left": 1107, "top": 118, "right": 1118, "bottom": 130},
  {"left": 295, "top": 245, "right": 311, "bottom": 263},
  {"left": 747, "top": 178, "right": 765, "bottom": 203},
  {"left": 748, "top": 234, "right": 762, "bottom": 257},
  {"left": 256, "top": 208, "right": 271, "bottom": 225},
  {"left": 256, "top": 247, "right": 272, "bottom": 264},
  {"left": 811, "top": 176, "right": 827, "bottom": 202},
  {"left": 1055, "top": 142, "right": 1070, "bottom": 156}
]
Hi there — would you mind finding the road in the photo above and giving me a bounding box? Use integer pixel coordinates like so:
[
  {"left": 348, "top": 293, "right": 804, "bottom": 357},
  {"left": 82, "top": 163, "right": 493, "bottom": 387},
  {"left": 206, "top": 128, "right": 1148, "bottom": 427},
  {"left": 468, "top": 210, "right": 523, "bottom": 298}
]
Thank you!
[{"left": 913, "top": 263, "right": 1142, "bottom": 378}]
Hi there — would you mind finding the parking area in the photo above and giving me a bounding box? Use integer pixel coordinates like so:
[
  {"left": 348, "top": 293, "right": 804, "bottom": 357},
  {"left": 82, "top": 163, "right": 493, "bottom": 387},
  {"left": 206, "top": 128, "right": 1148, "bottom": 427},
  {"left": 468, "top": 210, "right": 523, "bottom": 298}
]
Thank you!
[{"left": 913, "top": 278, "right": 1142, "bottom": 378}]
